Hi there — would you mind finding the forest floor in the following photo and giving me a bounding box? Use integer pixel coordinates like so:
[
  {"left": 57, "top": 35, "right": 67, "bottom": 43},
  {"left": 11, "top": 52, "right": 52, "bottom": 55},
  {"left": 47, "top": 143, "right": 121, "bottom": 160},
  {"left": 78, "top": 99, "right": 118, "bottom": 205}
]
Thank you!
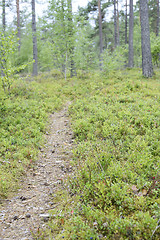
[
  {"left": 0, "top": 103, "right": 73, "bottom": 239},
  {"left": 0, "top": 69, "right": 159, "bottom": 239}
]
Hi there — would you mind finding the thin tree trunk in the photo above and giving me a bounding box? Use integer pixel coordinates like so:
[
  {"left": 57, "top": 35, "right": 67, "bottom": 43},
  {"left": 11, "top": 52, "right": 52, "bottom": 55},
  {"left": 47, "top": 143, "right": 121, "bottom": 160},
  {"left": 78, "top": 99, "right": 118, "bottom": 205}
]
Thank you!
[
  {"left": 67, "top": 0, "right": 76, "bottom": 77},
  {"left": 128, "top": 0, "right": 134, "bottom": 68},
  {"left": 139, "top": 0, "right": 153, "bottom": 77},
  {"left": 156, "top": 0, "right": 159, "bottom": 36},
  {"left": 98, "top": 0, "right": 103, "bottom": 54},
  {"left": 114, "top": 0, "right": 117, "bottom": 47},
  {"left": 32, "top": 0, "right": 38, "bottom": 76},
  {"left": 1, "top": 0, "right": 6, "bottom": 77},
  {"left": 125, "top": 0, "right": 128, "bottom": 44},
  {"left": 61, "top": 0, "right": 66, "bottom": 74},
  {"left": 117, "top": 0, "right": 120, "bottom": 46},
  {"left": 2, "top": 0, "right": 6, "bottom": 32},
  {"left": 98, "top": 0, "right": 103, "bottom": 62},
  {"left": 16, "top": 0, "right": 21, "bottom": 51}
]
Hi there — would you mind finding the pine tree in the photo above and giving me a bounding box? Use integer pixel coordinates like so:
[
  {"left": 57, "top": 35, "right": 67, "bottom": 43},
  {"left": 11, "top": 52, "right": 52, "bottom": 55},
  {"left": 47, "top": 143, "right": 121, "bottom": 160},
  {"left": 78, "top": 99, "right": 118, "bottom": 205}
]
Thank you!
[
  {"left": 16, "top": 0, "right": 21, "bottom": 51},
  {"left": 98, "top": 0, "right": 103, "bottom": 68},
  {"left": 128, "top": 0, "right": 134, "bottom": 67},
  {"left": 156, "top": 0, "right": 159, "bottom": 36},
  {"left": 139, "top": 0, "right": 153, "bottom": 77},
  {"left": 114, "top": 0, "right": 118, "bottom": 47},
  {"left": 2, "top": 0, "right": 6, "bottom": 31},
  {"left": 125, "top": 0, "right": 128, "bottom": 44}
]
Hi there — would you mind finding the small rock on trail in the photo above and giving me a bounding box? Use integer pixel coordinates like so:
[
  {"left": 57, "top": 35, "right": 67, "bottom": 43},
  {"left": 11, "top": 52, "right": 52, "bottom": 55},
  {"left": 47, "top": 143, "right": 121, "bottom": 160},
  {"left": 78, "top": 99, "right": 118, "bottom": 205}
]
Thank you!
[{"left": 0, "top": 104, "right": 73, "bottom": 239}]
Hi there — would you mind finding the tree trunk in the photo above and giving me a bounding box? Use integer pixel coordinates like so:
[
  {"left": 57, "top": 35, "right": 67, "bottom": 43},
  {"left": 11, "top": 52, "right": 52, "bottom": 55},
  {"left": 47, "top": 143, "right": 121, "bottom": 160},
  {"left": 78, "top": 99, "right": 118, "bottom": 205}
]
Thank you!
[
  {"left": 114, "top": 0, "right": 117, "bottom": 47},
  {"left": 32, "top": 0, "right": 38, "bottom": 76},
  {"left": 98, "top": 0, "right": 103, "bottom": 69},
  {"left": 2, "top": 0, "right": 6, "bottom": 32},
  {"left": 117, "top": 0, "right": 120, "bottom": 46},
  {"left": 1, "top": 0, "right": 6, "bottom": 77},
  {"left": 67, "top": 0, "right": 76, "bottom": 77},
  {"left": 156, "top": 0, "right": 159, "bottom": 36},
  {"left": 98, "top": 0, "right": 103, "bottom": 61},
  {"left": 139, "top": 0, "right": 153, "bottom": 77},
  {"left": 128, "top": 0, "right": 134, "bottom": 68},
  {"left": 125, "top": 0, "right": 128, "bottom": 44},
  {"left": 16, "top": 0, "right": 21, "bottom": 51}
]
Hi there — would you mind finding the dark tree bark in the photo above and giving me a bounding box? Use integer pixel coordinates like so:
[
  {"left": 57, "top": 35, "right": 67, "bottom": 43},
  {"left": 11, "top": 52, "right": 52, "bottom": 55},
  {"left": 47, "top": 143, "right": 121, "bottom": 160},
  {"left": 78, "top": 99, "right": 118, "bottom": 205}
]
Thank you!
[
  {"left": 117, "top": 0, "right": 120, "bottom": 46},
  {"left": 32, "top": 0, "right": 38, "bottom": 76},
  {"left": 139, "top": 0, "right": 153, "bottom": 77},
  {"left": 156, "top": 0, "right": 159, "bottom": 36},
  {"left": 125, "top": 0, "right": 128, "bottom": 44},
  {"left": 128, "top": 0, "right": 134, "bottom": 68},
  {"left": 16, "top": 0, "right": 21, "bottom": 51},
  {"left": 114, "top": 0, "right": 118, "bottom": 47},
  {"left": 2, "top": 0, "right": 6, "bottom": 32},
  {"left": 67, "top": 0, "right": 76, "bottom": 77}
]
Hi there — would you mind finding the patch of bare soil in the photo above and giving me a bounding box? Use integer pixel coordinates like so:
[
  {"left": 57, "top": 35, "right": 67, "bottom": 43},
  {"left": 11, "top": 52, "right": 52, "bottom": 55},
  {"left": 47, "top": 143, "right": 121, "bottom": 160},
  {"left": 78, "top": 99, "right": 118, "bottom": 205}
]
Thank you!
[{"left": 0, "top": 104, "right": 74, "bottom": 239}]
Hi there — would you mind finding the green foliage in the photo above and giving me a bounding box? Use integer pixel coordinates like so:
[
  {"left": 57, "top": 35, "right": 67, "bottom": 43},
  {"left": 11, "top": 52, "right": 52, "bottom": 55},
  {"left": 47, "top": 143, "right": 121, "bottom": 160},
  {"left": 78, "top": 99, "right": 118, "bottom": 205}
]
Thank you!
[
  {"left": 151, "top": 33, "right": 160, "bottom": 66},
  {"left": 102, "top": 46, "right": 127, "bottom": 74},
  {"left": 47, "top": 69, "right": 160, "bottom": 239},
  {"left": 0, "top": 32, "right": 17, "bottom": 93},
  {"left": 133, "top": 24, "right": 142, "bottom": 68},
  {"left": 74, "top": 22, "right": 98, "bottom": 71},
  {"left": 15, "top": 24, "right": 33, "bottom": 71},
  {"left": 0, "top": 32, "right": 31, "bottom": 93},
  {"left": 0, "top": 70, "right": 71, "bottom": 198},
  {"left": 39, "top": 0, "right": 77, "bottom": 75}
]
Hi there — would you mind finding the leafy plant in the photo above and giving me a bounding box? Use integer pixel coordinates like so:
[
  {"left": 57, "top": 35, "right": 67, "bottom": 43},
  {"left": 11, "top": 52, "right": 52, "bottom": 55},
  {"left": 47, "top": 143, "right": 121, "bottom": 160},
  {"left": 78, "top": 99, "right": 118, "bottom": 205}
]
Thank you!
[
  {"left": 0, "top": 32, "right": 31, "bottom": 94},
  {"left": 151, "top": 33, "right": 160, "bottom": 66},
  {"left": 47, "top": 69, "right": 160, "bottom": 239}
]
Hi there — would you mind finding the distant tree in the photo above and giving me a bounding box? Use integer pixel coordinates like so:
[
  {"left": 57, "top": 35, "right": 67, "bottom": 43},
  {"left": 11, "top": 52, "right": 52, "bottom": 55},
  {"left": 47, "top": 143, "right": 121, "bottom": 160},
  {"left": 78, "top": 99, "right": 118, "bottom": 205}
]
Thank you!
[
  {"left": 156, "top": 0, "right": 159, "bottom": 36},
  {"left": 114, "top": 0, "right": 118, "bottom": 47},
  {"left": 31, "top": 0, "right": 38, "bottom": 75},
  {"left": 148, "top": 0, "right": 160, "bottom": 35},
  {"left": 1, "top": 0, "right": 6, "bottom": 76},
  {"left": 128, "top": 0, "right": 134, "bottom": 67},
  {"left": 139, "top": 0, "right": 153, "bottom": 77},
  {"left": 113, "top": 0, "right": 120, "bottom": 47},
  {"left": 16, "top": 0, "right": 21, "bottom": 51},
  {"left": 125, "top": 0, "right": 128, "bottom": 44},
  {"left": 117, "top": 0, "right": 120, "bottom": 45},
  {"left": 2, "top": 0, "right": 6, "bottom": 31},
  {"left": 67, "top": 0, "right": 76, "bottom": 77},
  {"left": 98, "top": 0, "right": 103, "bottom": 67}
]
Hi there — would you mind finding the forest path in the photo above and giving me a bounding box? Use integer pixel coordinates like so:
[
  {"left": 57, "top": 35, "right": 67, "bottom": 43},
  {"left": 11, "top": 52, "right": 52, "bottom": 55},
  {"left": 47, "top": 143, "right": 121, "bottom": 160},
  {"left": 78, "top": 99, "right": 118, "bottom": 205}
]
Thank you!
[{"left": 0, "top": 104, "right": 73, "bottom": 239}]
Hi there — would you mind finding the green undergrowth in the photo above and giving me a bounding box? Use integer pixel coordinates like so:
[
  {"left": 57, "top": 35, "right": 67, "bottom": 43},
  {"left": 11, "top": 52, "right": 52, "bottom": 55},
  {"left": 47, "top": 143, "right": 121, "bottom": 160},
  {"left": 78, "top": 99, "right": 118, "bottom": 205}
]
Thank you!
[
  {"left": 0, "top": 69, "right": 160, "bottom": 239},
  {"left": 45, "top": 69, "right": 160, "bottom": 239},
  {"left": 0, "top": 70, "right": 70, "bottom": 198}
]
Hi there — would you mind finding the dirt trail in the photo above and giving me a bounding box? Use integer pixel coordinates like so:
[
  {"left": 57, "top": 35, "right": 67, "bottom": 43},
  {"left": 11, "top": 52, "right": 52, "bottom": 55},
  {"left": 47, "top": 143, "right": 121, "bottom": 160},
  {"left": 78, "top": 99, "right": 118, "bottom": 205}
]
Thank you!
[{"left": 0, "top": 104, "right": 73, "bottom": 239}]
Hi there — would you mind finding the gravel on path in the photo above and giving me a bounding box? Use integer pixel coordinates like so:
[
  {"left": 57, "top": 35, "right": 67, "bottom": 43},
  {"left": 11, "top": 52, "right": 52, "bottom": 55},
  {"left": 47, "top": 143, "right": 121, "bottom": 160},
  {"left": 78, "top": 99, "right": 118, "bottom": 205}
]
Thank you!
[{"left": 0, "top": 104, "right": 73, "bottom": 240}]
